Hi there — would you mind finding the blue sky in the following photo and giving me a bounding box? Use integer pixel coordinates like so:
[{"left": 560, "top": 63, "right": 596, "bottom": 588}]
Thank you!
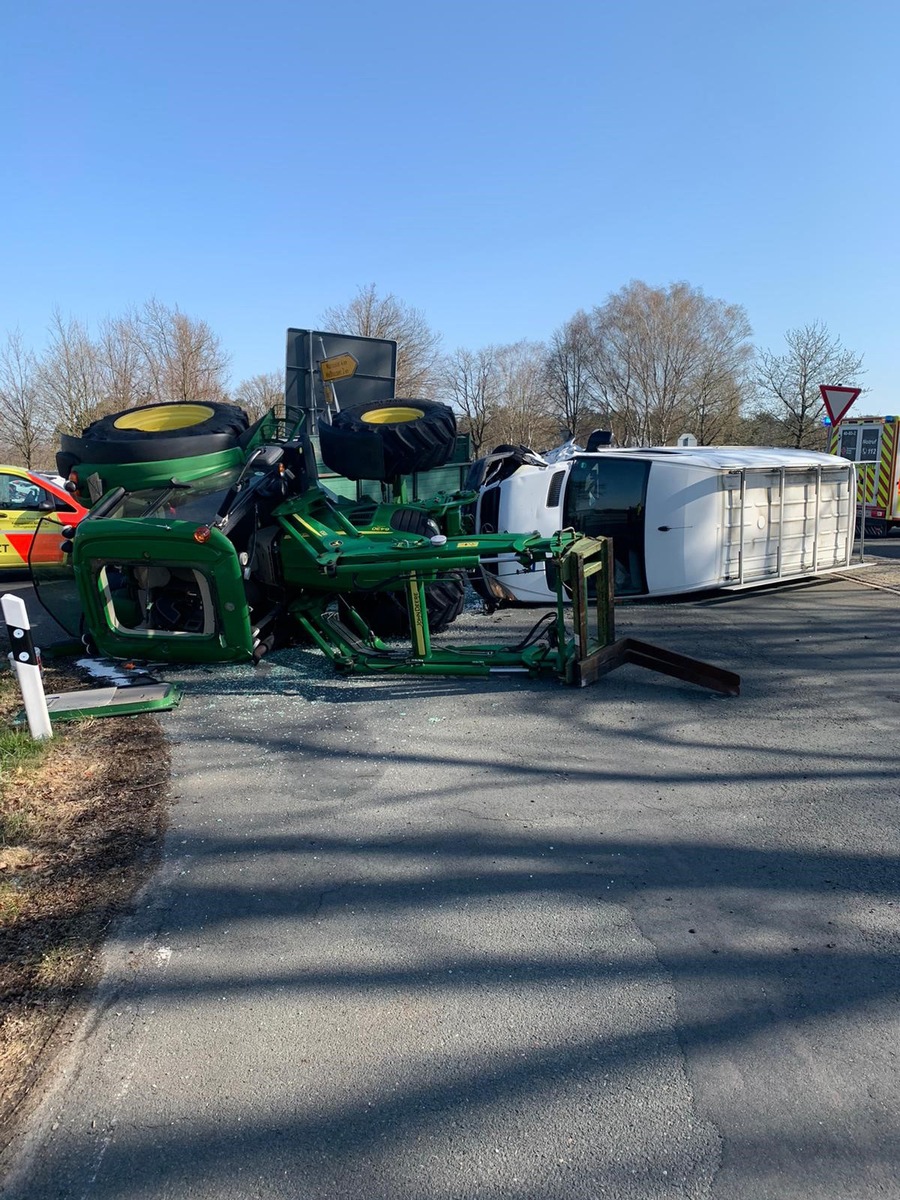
[{"left": 1, "top": 0, "right": 897, "bottom": 412}]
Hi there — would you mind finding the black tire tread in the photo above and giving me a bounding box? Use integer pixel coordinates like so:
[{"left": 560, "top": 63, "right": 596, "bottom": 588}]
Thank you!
[
  {"left": 59, "top": 402, "right": 251, "bottom": 468},
  {"left": 319, "top": 399, "right": 456, "bottom": 480},
  {"left": 341, "top": 572, "right": 466, "bottom": 638},
  {"left": 82, "top": 401, "right": 249, "bottom": 444}
]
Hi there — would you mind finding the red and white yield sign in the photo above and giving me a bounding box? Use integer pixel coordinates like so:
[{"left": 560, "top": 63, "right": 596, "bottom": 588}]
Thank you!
[{"left": 820, "top": 384, "right": 861, "bottom": 425}]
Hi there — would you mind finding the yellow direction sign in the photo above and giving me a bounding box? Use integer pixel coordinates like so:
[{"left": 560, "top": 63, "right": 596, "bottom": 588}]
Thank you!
[{"left": 319, "top": 353, "right": 358, "bottom": 383}]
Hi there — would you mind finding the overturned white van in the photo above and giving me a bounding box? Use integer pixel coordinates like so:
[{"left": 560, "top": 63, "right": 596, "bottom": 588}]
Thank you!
[{"left": 470, "top": 444, "right": 856, "bottom": 601}]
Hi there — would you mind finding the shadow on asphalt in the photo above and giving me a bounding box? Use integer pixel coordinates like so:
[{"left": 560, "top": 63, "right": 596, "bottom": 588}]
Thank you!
[
  {"left": 24, "top": 827, "right": 900, "bottom": 1194},
  {"left": 8, "top": 556, "right": 900, "bottom": 1195}
]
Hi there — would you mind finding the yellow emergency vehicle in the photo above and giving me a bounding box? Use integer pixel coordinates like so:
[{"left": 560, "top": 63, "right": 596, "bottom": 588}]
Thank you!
[
  {"left": 830, "top": 416, "right": 900, "bottom": 538},
  {"left": 0, "top": 467, "right": 88, "bottom": 569}
]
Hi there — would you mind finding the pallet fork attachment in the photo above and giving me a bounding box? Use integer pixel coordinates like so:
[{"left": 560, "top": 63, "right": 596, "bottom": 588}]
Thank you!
[
  {"left": 561, "top": 536, "right": 740, "bottom": 695},
  {"left": 296, "top": 534, "right": 739, "bottom": 695}
]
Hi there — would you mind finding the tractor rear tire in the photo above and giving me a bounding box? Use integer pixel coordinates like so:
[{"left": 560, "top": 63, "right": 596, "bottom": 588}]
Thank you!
[
  {"left": 318, "top": 399, "right": 456, "bottom": 481},
  {"left": 83, "top": 401, "right": 249, "bottom": 443},
  {"left": 59, "top": 401, "right": 251, "bottom": 467},
  {"left": 341, "top": 572, "right": 467, "bottom": 639}
]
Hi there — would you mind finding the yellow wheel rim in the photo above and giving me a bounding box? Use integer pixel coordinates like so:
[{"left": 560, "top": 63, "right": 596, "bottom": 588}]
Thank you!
[
  {"left": 113, "top": 404, "right": 215, "bottom": 432},
  {"left": 360, "top": 406, "right": 424, "bottom": 425}
]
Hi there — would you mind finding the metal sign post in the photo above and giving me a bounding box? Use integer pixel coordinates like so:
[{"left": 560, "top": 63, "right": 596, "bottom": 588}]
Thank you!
[
  {"left": 858, "top": 464, "right": 867, "bottom": 562},
  {"left": 824, "top": 386, "right": 866, "bottom": 560}
]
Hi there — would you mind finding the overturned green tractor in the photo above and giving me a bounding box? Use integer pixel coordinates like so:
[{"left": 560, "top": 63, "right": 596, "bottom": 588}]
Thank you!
[{"left": 34, "top": 333, "right": 738, "bottom": 695}]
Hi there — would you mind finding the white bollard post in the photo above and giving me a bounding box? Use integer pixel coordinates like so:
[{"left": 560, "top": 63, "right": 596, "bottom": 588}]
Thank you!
[{"left": 2, "top": 593, "right": 52, "bottom": 740}]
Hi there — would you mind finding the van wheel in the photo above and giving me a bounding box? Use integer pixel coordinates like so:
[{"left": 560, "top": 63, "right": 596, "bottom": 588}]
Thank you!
[{"left": 318, "top": 399, "right": 456, "bottom": 480}]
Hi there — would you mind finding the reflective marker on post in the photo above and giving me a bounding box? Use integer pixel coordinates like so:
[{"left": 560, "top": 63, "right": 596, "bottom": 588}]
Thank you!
[{"left": 2, "top": 593, "right": 52, "bottom": 740}]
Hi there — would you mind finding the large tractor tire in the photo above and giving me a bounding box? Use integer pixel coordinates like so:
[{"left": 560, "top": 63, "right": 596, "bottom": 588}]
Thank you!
[
  {"left": 58, "top": 401, "right": 251, "bottom": 469},
  {"left": 318, "top": 399, "right": 456, "bottom": 481},
  {"left": 340, "top": 572, "right": 467, "bottom": 639}
]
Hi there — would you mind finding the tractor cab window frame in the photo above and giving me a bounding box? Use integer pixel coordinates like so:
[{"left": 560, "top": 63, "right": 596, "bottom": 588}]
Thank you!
[
  {"left": 96, "top": 562, "right": 219, "bottom": 639},
  {"left": 107, "top": 468, "right": 245, "bottom": 523}
]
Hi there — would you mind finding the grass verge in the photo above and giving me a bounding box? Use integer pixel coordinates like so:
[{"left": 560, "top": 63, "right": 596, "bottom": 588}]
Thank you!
[{"left": 0, "top": 665, "right": 170, "bottom": 1149}]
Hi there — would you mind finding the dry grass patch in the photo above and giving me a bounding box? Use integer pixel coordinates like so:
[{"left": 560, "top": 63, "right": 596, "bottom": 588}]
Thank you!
[{"left": 0, "top": 666, "right": 170, "bottom": 1146}]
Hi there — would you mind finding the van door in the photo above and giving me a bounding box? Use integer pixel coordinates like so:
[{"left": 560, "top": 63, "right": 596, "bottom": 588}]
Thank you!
[{"left": 562, "top": 456, "right": 649, "bottom": 595}]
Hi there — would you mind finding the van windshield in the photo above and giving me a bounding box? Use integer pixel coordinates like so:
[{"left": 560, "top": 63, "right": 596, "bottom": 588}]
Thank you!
[{"left": 563, "top": 456, "right": 649, "bottom": 595}]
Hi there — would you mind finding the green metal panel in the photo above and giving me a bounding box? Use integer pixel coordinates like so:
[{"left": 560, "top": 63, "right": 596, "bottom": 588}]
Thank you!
[
  {"left": 449, "top": 433, "right": 472, "bottom": 464},
  {"left": 19, "top": 682, "right": 183, "bottom": 723},
  {"left": 413, "top": 464, "right": 467, "bottom": 498},
  {"left": 358, "top": 478, "right": 383, "bottom": 502}
]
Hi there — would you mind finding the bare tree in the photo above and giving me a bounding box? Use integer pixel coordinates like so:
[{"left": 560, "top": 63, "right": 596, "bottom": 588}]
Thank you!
[
  {"left": 754, "top": 321, "right": 865, "bottom": 448},
  {"left": 543, "top": 312, "right": 601, "bottom": 441},
  {"left": 586, "top": 281, "right": 754, "bottom": 446},
  {"left": 735, "top": 408, "right": 792, "bottom": 446},
  {"left": 233, "top": 371, "right": 283, "bottom": 421},
  {"left": 39, "top": 309, "right": 105, "bottom": 436},
  {"left": 490, "top": 341, "right": 556, "bottom": 451},
  {"left": 438, "top": 346, "right": 501, "bottom": 456},
  {"left": 96, "top": 315, "right": 151, "bottom": 412},
  {"left": 132, "top": 299, "right": 230, "bottom": 404},
  {"left": 686, "top": 301, "right": 754, "bottom": 444},
  {"left": 320, "top": 284, "right": 443, "bottom": 397},
  {"left": 0, "top": 331, "right": 50, "bottom": 466}
]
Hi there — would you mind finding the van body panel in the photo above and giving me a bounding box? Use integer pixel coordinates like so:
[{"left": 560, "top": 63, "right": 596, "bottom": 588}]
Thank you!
[{"left": 474, "top": 446, "right": 855, "bottom": 601}]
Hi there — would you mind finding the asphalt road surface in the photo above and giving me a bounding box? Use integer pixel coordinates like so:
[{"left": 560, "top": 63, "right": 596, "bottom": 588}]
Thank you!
[{"left": 3, "top": 557, "right": 900, "bottom": 1199}]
